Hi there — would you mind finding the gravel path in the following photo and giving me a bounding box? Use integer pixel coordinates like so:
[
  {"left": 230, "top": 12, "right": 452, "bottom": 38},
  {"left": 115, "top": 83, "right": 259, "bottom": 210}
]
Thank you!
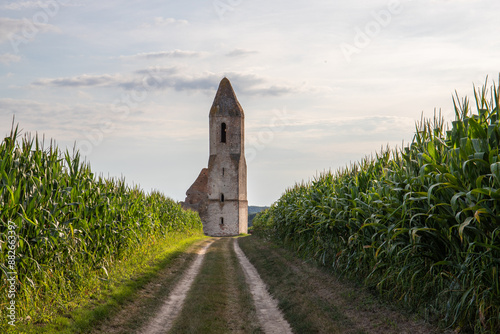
[
  {"left": 233, "top": 238, "right": 293, "bottom": 334},
  {"left": 140, "top": 237, "right": 292, "bottom": 334},
  {"left": 140, "top": 239, "right": 215, "bottom": 334},
  {"left": 93, "top": 236, "right": 447, "bottom": 333}
]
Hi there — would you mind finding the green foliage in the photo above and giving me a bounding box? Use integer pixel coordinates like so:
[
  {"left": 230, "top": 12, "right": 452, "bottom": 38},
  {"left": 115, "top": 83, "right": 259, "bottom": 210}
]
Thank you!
[
  {"left": 0, "top": 127, "right": 203, "bottom": 329},
  {"left": 253, "top": 77, "right": 500, "bottom": 333}
]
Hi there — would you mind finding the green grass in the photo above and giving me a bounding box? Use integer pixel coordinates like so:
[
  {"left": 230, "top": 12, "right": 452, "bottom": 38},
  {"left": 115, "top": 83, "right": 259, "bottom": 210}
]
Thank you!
[
  {"left": 169, "top": 238, "right": 261, "bottom": 334},
  {"left": 238, "top": 235, "right": 355, "bottom": 334},
  {"left": 0, "top": 125, "right": 204, "bottom": 332},
  {"left": 253, "top": 76, "right": 500, "bottom": 333}
]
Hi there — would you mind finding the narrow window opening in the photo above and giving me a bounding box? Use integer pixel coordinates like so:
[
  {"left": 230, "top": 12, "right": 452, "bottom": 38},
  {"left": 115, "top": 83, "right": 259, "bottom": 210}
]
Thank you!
[
  {"left": 221, "top": 123, "right": 227, "bottom": 143},
  {"left": 220, "top": 217, "right": 224, "bottom": 225},
  {"left": 220, "top": 193, "right": 225, "bottom": 202},
  {"left": 222, "top": 168, "right": 225, "bottom": 176}
]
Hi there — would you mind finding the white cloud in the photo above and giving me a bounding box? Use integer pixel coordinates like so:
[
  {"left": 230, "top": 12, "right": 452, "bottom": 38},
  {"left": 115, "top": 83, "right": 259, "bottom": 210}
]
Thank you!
[
  {"left": 139, "top": 17, "right": 189, "bottom": 29},
  {"left": 0, "top": 53, "right": 21, "bottom": 64},
  {"left": 254, "top": 115, "right": 414, "bottom": 143},
  {"left": 2, "top": 1, "right": 51, "bottom": 10},
  {"left": 0, "top": 18, "right": 25, "bottom": 43},
  {"left": 0, "top": 98, "right": 115, "bottom": 142},
  {"left": 120, "top": 50, "right": 203, "bottom": 60},
  {"left": 28, "top": 68, "right": 299, "bottom": 96},
  {"left": 31, "top": 73, "right": 124, "bottom": 88},
  {"left": 226, "top": 48, "right": 258, "bottom": 57},
  {"left": 0, "top": 97, "right": 206, "bottom": 156},
  {"left": 0, "top": 17, "right": 60, "bottom": 46},
  {"left": 1, "top": 1, "right": 81, "bottom": 10}
]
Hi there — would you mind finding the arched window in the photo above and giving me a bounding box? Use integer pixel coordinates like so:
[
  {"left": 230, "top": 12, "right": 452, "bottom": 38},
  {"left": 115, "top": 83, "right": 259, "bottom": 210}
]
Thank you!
[
  {"left": 220, "top": 193, "right": 225, "bottom": 202},
  {"left": 221, "top": 123, "right": 227, "bottom": 143},
  {"left": 220, "top": 217, "right": 224, "bottom": 225}
]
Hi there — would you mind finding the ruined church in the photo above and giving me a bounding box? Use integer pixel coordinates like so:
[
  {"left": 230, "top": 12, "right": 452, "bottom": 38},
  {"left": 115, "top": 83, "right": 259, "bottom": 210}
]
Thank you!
[{"left": 181, "top": 78, "right": 248, "bottom": 236}]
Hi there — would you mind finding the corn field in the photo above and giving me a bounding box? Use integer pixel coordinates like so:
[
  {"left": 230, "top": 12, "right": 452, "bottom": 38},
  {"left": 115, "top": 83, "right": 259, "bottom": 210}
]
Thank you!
[
  {"left": 253, "top": 78, "right": 500, "bottom": 333},
  {"left": 0, "top": 126, "right": 203, "bottom": 327}
]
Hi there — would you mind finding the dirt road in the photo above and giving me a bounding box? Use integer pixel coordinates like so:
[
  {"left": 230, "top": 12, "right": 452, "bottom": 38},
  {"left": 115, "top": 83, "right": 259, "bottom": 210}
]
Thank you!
[
  {"left": 92, "top": 236, "right": 445, "bottom": 334},
  {"left": 233, "top": 239, "right": 292, "bottom": 334},
  {"left": 140, "top": 239, "right": 215, "bottom": 334}
]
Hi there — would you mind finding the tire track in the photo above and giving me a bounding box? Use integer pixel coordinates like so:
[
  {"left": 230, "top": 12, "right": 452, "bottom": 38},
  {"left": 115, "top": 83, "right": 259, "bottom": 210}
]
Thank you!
[
  {"left": 140, "top": 239, "right": 214, "bottom": 334},
  {"left": 233, "top": 239, "right": 293, "bottom": 334}
]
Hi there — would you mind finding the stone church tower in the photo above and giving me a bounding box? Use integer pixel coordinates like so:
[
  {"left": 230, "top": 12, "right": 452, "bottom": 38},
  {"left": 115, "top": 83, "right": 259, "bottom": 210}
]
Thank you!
[{"left": 182, "top": 78, "right": 248, "bottom": 236}]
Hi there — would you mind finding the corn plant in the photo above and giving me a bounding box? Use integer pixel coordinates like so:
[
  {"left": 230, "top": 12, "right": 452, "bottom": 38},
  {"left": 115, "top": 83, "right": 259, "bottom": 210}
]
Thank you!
[
  {"left": 0, "top": 125, "right": 203, "bottom": 327},
  {"left": 253, "top": 77, "right": 500, "bottom": 333}
]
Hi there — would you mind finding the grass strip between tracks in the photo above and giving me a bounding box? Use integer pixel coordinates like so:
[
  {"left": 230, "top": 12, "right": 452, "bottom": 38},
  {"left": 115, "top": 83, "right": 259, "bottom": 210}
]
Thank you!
[{"left": 169, "top": 237, "right": 262, "bottom": 334}]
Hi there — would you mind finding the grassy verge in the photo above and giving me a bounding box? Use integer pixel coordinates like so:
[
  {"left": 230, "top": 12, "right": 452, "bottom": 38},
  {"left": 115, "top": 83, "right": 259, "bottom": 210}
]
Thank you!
[
  {"left": 9, "top": 231, "right": 206, "bottom": 334},
  {"left": 238, "top": 235, "right": 444, "bottom": 334},
  {"left": 169, "top": 237, "right": 262, "bottom": 334}
]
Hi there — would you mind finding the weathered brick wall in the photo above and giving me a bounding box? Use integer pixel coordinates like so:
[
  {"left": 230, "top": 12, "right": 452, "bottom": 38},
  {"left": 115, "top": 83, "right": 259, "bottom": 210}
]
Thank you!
[
  {"left": 204, "top": 200, "right": 240, "bottom": 236},
  {"left": 182, "top": 78, "right": 248, "bottom": 236}
]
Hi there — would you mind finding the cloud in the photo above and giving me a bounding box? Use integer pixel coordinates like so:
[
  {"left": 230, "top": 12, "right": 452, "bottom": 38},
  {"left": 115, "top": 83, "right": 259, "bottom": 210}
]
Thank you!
[
  {"left": 121, "top": 71, "right": 295, "bottom": 96},
  {"left": 2, "top": 1, "right": 52, "bottom": 10},
  {"left": 118, "top": 70, "right": 224, "bottom": 92},
  {"left": 31, "top": 73, "right": 125, "bottom": 87},
  {"left": 1, "top": 1, "right": 81, "bottom": 10},
  {"left": 0, "top": 97, "right": 205, "bottom": 154},
  {"left": 225, "top": 48, "right": 258, "bottom": 57},
  {"left": 134, "top": 66, "right": 179, "bottom": 78},
  {"left": 245, "top": 85, "right": 296, "bottom": 96},
  {"left": 139, "top": 17, "right": 189, "bottom": 29},
  {"left": 279, "top": 115, "right": 415, "bottom": 144},
  {"left": 0, "top": 97, "right": 98, "bottom": 119},
  {"left": 0, "top": 17, "right": 60, "bottom": 45},
  {"left": 244, "top": 115, "right": 416, "bottom": 173},
  {"left": 0, "top": 53, "right": 21, "bottom": 65},
  {"left": 120, "top": 50, "right": 203, "bottom": 60},
  {"left": 0, "top": 98, "right": 114, "bottom": 138},
  {"left": 0, "top": 18, "right": 25, "bottom": 43},
  {"left": 28, "top": 68, "right": 298, "bottom": 96}
]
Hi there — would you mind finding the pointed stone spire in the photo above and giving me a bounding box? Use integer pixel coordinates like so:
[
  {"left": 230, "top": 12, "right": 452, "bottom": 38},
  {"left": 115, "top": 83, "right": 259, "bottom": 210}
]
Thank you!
[{"left": 210, "top": 77, "right": 244, "bottom": 117}]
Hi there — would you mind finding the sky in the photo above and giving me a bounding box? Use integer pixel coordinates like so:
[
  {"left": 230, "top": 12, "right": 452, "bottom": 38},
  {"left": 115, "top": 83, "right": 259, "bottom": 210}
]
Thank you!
[{"left": 0, "top": 0, "right": 499, "bottom": 206}]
